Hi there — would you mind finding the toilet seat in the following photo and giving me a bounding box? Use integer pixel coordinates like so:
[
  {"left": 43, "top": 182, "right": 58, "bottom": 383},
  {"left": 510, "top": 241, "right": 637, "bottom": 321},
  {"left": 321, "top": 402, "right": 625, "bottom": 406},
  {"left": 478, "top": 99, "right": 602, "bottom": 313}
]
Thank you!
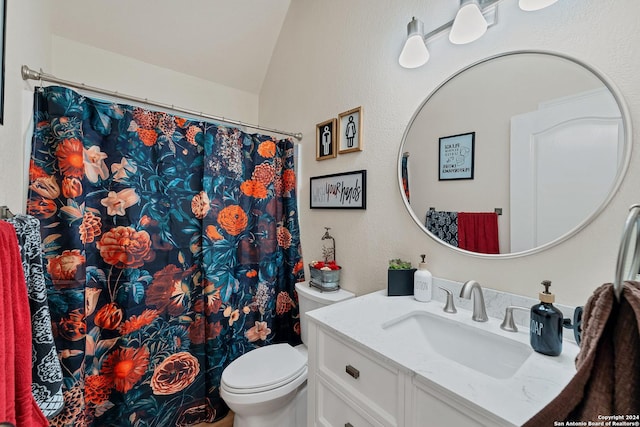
[{"left": 221, "top": 343, "right": 307, "bottom": 394}]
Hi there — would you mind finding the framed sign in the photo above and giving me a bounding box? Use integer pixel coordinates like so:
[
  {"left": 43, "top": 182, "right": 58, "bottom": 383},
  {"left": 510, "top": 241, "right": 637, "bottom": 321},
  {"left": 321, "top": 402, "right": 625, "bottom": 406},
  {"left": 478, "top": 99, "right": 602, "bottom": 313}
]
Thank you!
[
  {"left": 310, "top": 169, "right": 366, "bottom": 209},
  {"left": 338, "top": 106, "right": 363, "bottom": 154},
  {"left": 316, "top": 118, "right": 337, "bottom": 160},
  {"left": 439, "top": 132, "right": 475, "bottom": 180}
]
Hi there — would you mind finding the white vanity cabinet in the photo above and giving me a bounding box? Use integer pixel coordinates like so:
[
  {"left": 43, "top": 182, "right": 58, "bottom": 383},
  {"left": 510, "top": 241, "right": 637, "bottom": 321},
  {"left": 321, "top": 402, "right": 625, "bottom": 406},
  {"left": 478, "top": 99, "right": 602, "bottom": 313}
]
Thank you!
[
  {"left": 306, "top": 319, "right": 513, "bottom": 427},
  {"left": 305, "top": 290, "right": 578, "bottom": 427},
  {"left": 308, "top": 323, "right": 405, "bottom": 426}
]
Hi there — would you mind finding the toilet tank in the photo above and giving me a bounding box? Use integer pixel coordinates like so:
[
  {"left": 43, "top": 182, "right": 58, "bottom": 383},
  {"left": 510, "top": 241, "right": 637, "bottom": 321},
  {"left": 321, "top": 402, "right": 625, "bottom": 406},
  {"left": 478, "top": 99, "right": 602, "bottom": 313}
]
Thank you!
[{"left": 295, "top": 281, "right": 354, "bottom": 345}]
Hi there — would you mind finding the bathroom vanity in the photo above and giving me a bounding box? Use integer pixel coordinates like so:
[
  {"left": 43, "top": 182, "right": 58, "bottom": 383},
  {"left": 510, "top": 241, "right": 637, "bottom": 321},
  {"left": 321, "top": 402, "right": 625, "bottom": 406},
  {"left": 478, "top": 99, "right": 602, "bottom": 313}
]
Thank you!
[{"left": 305, "top": 285, "right": 579, "bottom": 426}]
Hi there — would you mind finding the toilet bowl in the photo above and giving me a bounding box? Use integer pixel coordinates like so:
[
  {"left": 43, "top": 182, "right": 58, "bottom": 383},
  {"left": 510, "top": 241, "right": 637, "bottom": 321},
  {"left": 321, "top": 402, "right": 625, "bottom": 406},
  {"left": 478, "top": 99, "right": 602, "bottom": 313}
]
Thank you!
[{"left": 220, "top": 282, "right": 354, "bottom": 427}]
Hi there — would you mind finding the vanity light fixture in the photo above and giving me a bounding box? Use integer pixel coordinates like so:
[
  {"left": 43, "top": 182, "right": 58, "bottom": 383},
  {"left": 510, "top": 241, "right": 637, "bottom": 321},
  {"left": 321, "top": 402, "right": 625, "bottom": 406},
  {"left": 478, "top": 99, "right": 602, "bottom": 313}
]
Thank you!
[
  {"left": 399, "top": 17, "right": 430, "bottom": 68},
  {"left": 399, "top": 0, "right": 560, "bottom": 68},
  {"left": 518, "top": 0, "right": 559, "bottom": 11},
  {"left": 399, "top": 1, "right": 498, "bottom": 69},
  {"left": 449, "top": 0, "right": 488, "bottom": 45}
]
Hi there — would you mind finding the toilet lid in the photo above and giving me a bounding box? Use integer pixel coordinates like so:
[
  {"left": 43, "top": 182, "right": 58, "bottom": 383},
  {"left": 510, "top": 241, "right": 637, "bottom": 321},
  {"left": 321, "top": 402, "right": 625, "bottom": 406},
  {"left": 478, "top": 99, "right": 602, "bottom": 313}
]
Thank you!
[{"left": 222, "top": 343, "right": 307, "bottom": 394}]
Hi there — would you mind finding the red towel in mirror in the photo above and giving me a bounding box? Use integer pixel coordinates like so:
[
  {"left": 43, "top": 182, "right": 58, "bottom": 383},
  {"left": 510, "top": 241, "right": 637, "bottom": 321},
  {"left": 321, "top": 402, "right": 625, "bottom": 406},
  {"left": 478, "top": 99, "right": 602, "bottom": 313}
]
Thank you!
[{"left": 458, "top": 212, "right": 499, "bottom": 254}]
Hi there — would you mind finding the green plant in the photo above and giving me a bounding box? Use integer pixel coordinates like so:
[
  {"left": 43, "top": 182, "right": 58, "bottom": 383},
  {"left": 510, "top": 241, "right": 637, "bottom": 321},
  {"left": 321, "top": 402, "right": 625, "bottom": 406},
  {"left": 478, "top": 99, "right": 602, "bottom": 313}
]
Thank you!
[{"left": 388, "top": 258, "right": 412, "bottom": 270}]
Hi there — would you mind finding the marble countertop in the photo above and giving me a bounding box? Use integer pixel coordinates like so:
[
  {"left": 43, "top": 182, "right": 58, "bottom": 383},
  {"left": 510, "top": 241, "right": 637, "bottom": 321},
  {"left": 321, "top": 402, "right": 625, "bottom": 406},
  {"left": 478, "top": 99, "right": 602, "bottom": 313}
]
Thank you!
[{"left": 306, "top": 286, "right": 579, "bottom": 426}]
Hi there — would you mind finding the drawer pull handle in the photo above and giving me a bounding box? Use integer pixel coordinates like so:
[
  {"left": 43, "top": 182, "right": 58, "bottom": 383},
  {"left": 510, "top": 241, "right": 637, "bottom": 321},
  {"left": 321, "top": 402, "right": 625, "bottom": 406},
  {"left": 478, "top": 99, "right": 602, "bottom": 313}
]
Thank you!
[
  {"left": 345, "top": 423, "right": 354, "bottom": 427},
  {"left": 345, "top": 364, "right": 360, "bottom": 379}
]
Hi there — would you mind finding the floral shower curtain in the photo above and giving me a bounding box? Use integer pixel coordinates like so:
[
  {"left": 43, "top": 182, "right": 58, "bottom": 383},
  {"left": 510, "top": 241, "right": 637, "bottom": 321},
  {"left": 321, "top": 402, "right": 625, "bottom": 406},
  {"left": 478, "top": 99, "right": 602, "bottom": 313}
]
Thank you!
[{"left": 27, "top": 85, "right": 305, "bottom": 426}]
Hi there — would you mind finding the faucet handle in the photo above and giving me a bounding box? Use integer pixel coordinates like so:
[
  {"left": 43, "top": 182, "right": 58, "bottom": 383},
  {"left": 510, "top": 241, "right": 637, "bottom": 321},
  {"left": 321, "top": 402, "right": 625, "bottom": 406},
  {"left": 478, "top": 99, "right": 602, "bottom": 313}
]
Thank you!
[
  {"left": 439, "top": 287, "right": 457, "bottom": 313},
  {"left": 500, "top": 306, "right": 530, "bottom": 332}
]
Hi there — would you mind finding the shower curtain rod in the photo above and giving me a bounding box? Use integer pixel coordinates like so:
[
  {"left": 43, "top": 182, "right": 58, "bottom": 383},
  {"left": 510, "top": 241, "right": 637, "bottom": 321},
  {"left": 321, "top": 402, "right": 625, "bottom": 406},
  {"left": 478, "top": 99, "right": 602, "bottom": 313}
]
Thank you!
[{"left": 21, "top": 65, "right": 303, "bottom": 141}]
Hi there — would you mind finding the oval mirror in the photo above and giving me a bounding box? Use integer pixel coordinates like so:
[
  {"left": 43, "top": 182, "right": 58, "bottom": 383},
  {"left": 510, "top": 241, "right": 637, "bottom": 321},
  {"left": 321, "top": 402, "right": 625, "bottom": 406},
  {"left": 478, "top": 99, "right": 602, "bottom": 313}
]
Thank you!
[{"left": 399, "top": 51, "right": 631, "bottom": 258}]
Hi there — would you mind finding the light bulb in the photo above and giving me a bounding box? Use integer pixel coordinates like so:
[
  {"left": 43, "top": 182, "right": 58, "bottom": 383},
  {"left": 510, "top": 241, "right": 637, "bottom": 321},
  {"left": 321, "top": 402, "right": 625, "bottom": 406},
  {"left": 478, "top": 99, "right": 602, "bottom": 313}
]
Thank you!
[
  {"left": 449, "top": 1, "right": 488, "bottom": 45},
  {"left": 519, "top": 0, "right": 559, "bottom": 11},
  {"left": 399, "top": 34, "right": 430, "bottom": 68}
]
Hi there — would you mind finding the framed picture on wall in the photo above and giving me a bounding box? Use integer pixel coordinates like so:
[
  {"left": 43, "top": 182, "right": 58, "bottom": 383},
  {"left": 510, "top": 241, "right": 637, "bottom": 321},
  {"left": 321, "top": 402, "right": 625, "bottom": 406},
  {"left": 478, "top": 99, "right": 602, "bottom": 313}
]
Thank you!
[
  {"left": 316, "top": 118, "right": 337, "bottom": 160},
  {"left": 438, "top": 132, "right": 475, "bottom": 180},
  {"left": 337, "top": 106, "right": 363, "bottom": 154},
  {"left": 310, "top": 169, "right": 366, "bottom": 209},
  {"left": 0, "top": 0, "right": 6, "bottom": 125}
]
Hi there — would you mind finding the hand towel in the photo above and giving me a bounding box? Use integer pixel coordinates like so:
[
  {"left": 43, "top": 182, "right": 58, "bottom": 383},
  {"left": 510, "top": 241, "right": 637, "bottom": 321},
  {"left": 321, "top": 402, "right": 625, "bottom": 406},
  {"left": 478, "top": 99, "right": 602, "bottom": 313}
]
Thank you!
[
  {"left": 6, "top": 215, "right": 64, "bottom": 418},
  {"left": 523, "top": 281, "right": 640, "bottom": 426},
  {"left": 458, "top": 212, "right": 499, "bottom": 254},
  {"left": 425, "top": 210, "right": 459, "bottom": 247},
  {"left": 0, "top": 221, "right": 49, "bottom": 427}
]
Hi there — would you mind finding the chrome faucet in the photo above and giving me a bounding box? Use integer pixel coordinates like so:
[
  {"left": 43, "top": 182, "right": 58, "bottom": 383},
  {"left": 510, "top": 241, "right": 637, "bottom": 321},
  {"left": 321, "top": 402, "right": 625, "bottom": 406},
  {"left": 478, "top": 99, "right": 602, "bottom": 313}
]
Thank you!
[{"left": 459, "top": 280, "right": 488, "bottom": 322}]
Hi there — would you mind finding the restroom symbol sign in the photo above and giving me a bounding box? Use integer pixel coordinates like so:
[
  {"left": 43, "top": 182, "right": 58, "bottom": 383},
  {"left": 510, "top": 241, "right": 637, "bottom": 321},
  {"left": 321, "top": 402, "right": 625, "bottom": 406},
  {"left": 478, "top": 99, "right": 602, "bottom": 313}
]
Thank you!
[{"left": 316, "top": 118, "right": 336, "bottom": 160}]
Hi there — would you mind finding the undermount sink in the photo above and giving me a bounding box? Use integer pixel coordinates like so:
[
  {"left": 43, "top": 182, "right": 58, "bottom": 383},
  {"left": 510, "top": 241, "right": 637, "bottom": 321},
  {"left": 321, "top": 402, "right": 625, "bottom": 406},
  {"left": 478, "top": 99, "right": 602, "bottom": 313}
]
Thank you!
[{"left": 382, "top": 311, "right": 533, "bottom": 379}]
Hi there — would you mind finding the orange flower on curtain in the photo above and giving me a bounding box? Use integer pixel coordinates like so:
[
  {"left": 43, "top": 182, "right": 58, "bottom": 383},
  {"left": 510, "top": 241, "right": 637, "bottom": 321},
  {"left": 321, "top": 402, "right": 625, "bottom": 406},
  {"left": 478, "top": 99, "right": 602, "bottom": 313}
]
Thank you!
[
  {"left": 100, "top": 346, "right": 150, "bottom": 393},
  {"left": 47, "top": 249, "right": 85, "bottom": 283},
  {"left": 97, "top": 226, "right": 154, "bottom": 268},
  {"left": 56, "top": 138, "right": 85, "bottom": 178},
  {"left": 216, "top": 205, "right": 248, "bottom": 236},
  {"left": 150, "top": 352, "right": 200, "bottom": 395}
]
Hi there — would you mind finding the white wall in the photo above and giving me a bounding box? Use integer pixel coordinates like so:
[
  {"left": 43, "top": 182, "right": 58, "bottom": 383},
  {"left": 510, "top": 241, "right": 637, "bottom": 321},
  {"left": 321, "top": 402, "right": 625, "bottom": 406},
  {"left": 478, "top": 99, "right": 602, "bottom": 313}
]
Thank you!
[
  {"left": 260, "top": 0, "right": 640, "bottom": 306},
  {"left": 51, "top": 36, "right": 259, "bottom": 126},
  {"left": 0, "top": 0, "right": 52, "bottom": 213}
]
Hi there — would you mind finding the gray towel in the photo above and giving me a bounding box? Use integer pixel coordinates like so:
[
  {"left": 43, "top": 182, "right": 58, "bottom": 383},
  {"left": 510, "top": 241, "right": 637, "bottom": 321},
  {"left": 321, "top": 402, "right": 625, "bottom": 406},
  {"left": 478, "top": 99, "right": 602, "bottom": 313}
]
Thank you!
[
  {"left": 425, "top": 210, "right": 458, "bottom": 247},
  {"left": 6, "top": 215, "right": 64, "bottom": 419}
]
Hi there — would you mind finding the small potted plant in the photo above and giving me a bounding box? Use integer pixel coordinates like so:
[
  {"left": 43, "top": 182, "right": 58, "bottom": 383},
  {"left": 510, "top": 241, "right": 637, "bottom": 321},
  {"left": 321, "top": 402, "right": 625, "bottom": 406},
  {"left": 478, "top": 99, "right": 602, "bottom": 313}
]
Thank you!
[
  {"left": 387, "top": 258, "right": 416, "bottom": 296},
  {"left": 309, "top": 260, "right": 341, "bottom": 291}
]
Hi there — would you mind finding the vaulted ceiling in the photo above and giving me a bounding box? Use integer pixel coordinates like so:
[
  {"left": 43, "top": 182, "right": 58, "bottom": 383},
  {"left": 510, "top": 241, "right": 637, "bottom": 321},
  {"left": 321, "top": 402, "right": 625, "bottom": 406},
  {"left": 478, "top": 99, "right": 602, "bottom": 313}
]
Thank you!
[{"left": 51, "top": 0, "right": 291, "bottom": 94}]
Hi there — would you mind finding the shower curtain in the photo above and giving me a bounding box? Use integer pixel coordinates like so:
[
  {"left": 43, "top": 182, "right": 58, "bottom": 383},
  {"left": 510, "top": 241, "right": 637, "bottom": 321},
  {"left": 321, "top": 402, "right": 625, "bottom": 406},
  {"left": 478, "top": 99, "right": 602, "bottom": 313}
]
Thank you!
[{"left": 27, "top": 86, "right": 305, "bottom": 426}]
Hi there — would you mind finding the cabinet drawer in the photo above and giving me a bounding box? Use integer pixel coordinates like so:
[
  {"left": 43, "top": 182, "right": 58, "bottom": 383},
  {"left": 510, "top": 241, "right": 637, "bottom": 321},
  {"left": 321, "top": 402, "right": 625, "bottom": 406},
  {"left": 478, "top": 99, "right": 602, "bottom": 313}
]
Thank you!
[
  {"left": 318, "top": 329, "right": 401, "bottom": 425},
  {"left": 410, "top": 377, "right": 512, "bottom": 427},
  {"left": 317, "top": 377, "right": 383, "bottom": 427}
]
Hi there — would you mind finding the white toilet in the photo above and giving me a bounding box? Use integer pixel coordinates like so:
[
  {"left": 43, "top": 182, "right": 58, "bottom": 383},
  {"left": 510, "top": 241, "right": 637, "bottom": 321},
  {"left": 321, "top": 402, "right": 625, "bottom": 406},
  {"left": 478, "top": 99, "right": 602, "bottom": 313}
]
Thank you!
[{"left": 220, "top": 281, "right": 354, "bottom": 427}]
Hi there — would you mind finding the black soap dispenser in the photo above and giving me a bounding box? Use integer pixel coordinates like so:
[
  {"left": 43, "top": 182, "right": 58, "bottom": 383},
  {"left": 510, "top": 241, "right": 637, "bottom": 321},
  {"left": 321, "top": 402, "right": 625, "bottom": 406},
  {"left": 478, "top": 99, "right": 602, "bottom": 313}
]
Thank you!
[{"left": 530, "top": 280, "right": 564, "bottom": 356}]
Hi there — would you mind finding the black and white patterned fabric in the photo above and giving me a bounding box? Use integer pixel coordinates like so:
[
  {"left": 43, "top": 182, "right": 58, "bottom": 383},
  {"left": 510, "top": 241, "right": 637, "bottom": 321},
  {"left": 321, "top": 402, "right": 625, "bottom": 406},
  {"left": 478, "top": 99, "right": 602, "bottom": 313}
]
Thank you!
[
  {"left": 6, "top": 215, "right": 64, "bottom": 419},
  {"left": 425, "top": 210, "right": 459, "bottom": 247}
]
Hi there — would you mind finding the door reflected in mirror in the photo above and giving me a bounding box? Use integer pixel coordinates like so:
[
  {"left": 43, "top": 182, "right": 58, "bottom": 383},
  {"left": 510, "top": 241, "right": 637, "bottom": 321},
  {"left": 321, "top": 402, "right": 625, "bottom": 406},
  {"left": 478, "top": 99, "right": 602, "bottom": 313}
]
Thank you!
[{"left": 399, "top": 51, "right": 630, "bottom": 257}]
